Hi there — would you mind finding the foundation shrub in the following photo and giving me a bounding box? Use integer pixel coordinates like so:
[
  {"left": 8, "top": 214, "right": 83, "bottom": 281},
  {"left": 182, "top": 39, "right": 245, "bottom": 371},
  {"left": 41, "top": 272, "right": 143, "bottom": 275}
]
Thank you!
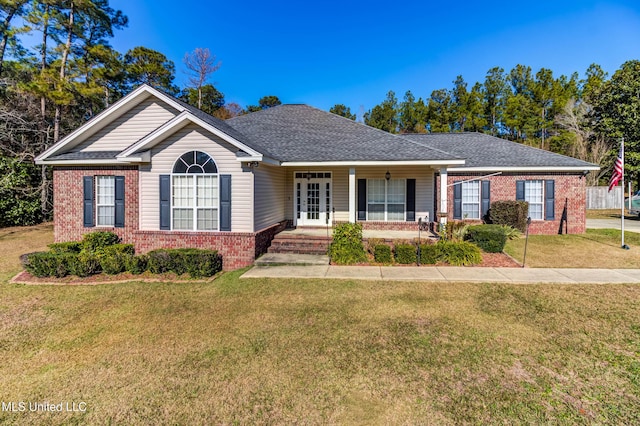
[
  {"left": 490, "top": 201, "right": 529, "bottom": 232},
  {"left": 329, "top": 223, "right": 367, "bottom": 265},
  {"left": 436, "top": 241, "right": 482, "bottom": 266},
  {"left": 48, "top": 241, "right": 82, "bottom": 254},
  {"left": 125, "top": 255, "right": 148, "bottom": 275},
  {"left": 395, "top": 243, "right": 417, "bottom": 264},
  {"left": 81, "top": 231, "right": 120, "bottom": 254},
  {"left": 419, "top": 244, "right": 439, "bottom": 264},
  {"left": 465, "top": 225, "right": 508, "bottom": 253},
  {"left": 373, "top": 244, "right": 393, "bottom": 264}
]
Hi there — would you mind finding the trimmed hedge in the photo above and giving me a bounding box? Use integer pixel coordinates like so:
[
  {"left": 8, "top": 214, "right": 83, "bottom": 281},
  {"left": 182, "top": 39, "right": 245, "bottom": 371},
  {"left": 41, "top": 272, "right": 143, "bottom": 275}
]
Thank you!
[
  {"left": 81, "top": 231, "right": 120, "bottom": 254},
  {"left": 126, "top": 255, "right": 148, "bottom": 275},
  {"left": 436, "top": 241, "right": 482, "bottom": 266},
  {"left": 395, "top": 243, "right": 417, "bottom": 264},
  {"left": 419, "top": 244, "right": 439, "bottom": 265},
  {"left": 489, "top": 200, "right": 529, "bottom": 232},
  {"left": 147, "top": 248, "right": 222, "bottom": 278},
  {"left": 48, "top": 241, "right": 82, "bottom": 254},
  {"left": 374, "top": 244, "right": 393, "bottom": 264},
  {"left": 465, "top": 224, "right": 507, "bottom": 253},
  {"left": 329, "top": 223, "right": 367, "bottom": 265}
]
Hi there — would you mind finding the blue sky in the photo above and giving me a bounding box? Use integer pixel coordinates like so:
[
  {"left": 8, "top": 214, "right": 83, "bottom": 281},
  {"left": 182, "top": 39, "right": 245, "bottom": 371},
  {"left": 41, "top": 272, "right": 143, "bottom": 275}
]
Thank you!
[{"left": 108, "top": 0, "right": 640, "bottom": 116}]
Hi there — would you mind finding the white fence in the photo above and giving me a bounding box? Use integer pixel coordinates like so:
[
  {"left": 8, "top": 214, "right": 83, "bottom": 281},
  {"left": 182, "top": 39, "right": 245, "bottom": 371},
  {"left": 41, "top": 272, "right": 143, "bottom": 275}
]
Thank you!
[{"left": 586, "top": 186, "right": 623, "bottom": 209}]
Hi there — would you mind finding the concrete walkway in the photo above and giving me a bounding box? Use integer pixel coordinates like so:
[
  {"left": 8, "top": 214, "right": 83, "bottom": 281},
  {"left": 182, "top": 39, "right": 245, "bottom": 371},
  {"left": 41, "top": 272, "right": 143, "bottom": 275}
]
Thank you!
[{"left": 241, "top": 265, "right": 640, "bottom": 284}]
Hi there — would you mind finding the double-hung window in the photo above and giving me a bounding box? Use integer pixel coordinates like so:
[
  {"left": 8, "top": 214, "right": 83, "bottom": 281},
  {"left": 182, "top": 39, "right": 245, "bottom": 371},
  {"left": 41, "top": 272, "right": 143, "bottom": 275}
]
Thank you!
[
  {"left": 96, "top": 176, "right": 115, "bottom": 226},
  {"left": 461, "top": 181, "right": 480, "bottom": 219},
  {"left": 171, "top": 151, "right": 219, "bottom": 231},
  {"left": 524, "top": 180, "right": 544, "bottom": 220},
  {"left": 367, "top": 179, "right": 406, "bottom": 221}
]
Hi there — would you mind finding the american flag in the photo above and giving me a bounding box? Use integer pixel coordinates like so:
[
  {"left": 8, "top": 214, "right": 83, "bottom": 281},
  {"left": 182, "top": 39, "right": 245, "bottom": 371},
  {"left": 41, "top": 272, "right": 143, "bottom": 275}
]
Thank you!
[{"left": 608, "top": 145, "right": 624, "bottom": 192}]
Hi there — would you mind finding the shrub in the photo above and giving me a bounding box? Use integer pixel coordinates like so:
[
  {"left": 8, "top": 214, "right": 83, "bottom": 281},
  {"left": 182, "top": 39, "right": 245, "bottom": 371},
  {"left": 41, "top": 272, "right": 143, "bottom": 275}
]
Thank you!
[
  {"left": 436, "top": 241, "right": 482, "bottom": 266},
  {"left": 489, "top": 201, "right": 529, "bottom": 232},
  {"left": 81, "top": 231, "right": 120, "bottom": 254},
  {"left": 374, "top": 244, "right": 393, "bottom": 264},
  {"left": 100, "top": 253, "right": 128, "bottom": 275},
  {"left": 147, "top": 250, "right": 174, "bottom": 274},
  {"left": 499, "top": 225, "right": 522, "bottom": 240},
  {"left": 329, "top": 223, "right": 367, "bottom": 265},
  {"left": 146, "top": 249, "right": 222, "bottom": 277},
  {"left": 68, "top": 253, "right": 101, "bottom": 277},
  {"left": 48, "top": 241, "right": 82, "bottom": 254},
  {"left": 24, "top": 252, "right": 66, "bottom": 277},
  {"left": 419, "top": 244, "right": 439, "bottom": 264},
  {"left": 395, "top": 243, "right": 417, "bottom": 264},
  {"left": 366, "top": 238, "right": 384, "bottom": 256},
  {"left": 102, "top": 244, "right": 135, "bottom": 256},
  {"left": 126, "top": 255, "right": 148, "bottom": 275},
  {"left": 439, "top": 221, "right": 469, "bottom": 242},
  {"left": 465, "top": 224, "right": 507, "bottom": 253}
]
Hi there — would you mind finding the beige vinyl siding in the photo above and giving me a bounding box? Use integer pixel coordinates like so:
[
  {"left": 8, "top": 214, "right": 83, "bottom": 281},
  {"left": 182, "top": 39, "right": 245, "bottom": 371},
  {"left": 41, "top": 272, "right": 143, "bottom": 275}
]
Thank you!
[
  {"left": 253, "top": 164, "right": 286, "bottom": 231},
  {"left": 74, "top": 97, "right": 178, "bottom": 152},
  {"left": 285, "top": 166, "right": 435, "bottom": 223},
  {"left": 139, "top": 123, "right": 253, "bottom": 232}
]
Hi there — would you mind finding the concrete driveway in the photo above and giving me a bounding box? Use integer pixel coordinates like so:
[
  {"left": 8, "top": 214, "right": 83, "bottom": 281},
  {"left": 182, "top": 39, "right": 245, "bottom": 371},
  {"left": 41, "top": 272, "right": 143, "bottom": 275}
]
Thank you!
[{"left": 587, "top": 218, "right": 640, "bottom": 233}]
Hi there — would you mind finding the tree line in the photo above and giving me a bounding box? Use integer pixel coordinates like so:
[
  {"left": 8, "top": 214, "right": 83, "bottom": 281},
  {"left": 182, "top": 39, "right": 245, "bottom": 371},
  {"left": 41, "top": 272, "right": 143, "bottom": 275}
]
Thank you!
[
  {"left": 332, "top": 61, "right": 640, "bottom": 190},
  {"left": 0, "top": 1, "right": 638, "bottom": 228}
]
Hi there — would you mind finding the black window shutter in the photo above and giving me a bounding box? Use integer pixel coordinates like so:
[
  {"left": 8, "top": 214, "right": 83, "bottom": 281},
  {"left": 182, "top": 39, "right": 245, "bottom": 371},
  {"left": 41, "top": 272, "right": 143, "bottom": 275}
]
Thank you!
[
  {"left": 114, "top": 176, "right": 125, "bottom": 228},
  {"left": 516, "top": 180, "right": 525, "bottom": 201},
  {"left": 159, "top": 175, "right": 171, "bottom": 230},
  {"left": 220, "top": 174, "right": 231, "bottom": 231},
  {"left": 83, "top": 176, "right": 95, "bottom": 227},
  {"left": 406, "top": 179, "right": 416, "bottom": 221},
  {"left": 545, "top": 180, "right": 555, "bottom": 220},
  {"left": 481, "top": 180, "right": 491, "bottom": 218},
  {"left": 357, "top": 179, "right": 367, "bottom": 221},
  {"left": 453, "top": 182, "right": 462, "bottom": 220}
]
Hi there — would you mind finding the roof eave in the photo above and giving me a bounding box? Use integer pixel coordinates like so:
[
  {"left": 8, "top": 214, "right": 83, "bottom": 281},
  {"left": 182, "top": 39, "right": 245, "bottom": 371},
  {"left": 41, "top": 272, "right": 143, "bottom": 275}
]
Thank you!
[
  {"left": 447, "top": 166, "right": 601, "bottom": 172},
  {"left": 280, "top": 159, "right": 466, "bottom": 167}
]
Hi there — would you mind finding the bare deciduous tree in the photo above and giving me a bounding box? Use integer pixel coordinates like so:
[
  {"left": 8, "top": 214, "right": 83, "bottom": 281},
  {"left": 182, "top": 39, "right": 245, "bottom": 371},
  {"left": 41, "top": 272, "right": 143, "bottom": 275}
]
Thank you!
[{"left": 183, "top": 48, "right": 220, "bottom": 109}]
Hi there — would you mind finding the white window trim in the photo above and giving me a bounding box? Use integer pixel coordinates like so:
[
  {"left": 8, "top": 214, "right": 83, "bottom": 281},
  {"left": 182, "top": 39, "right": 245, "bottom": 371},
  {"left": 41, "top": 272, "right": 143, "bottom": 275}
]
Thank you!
[
  {"left": 171, "top": 174, "right": 220, "bottom": 231},
  {"left": 95, "top": 175, "right": 115, "bottom": 227},
  {"left": 461, "top": 181, "right": 481, "bottom": 220},
  {"left": 366, "top": 178, "right": 406, "bottom": 221},
  {"left": 523, "top": 180, "right": 545, "bottom": 221}
]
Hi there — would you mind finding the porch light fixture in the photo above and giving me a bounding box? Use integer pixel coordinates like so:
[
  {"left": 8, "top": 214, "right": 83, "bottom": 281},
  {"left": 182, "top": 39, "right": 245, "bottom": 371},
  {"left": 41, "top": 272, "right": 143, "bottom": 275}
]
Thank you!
[
  {"left": 385, "top": 170, "right": 391, "bottom": 181},
  {"left": 581, "top": 170, "right": 589, "bottom": 179}
]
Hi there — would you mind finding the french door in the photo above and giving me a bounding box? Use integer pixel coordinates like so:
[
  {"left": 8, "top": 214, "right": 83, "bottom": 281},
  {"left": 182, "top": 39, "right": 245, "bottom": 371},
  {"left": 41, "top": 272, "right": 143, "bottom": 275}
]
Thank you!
[{"left": 294, "top": 172, "right": 332, "bottom": 226}]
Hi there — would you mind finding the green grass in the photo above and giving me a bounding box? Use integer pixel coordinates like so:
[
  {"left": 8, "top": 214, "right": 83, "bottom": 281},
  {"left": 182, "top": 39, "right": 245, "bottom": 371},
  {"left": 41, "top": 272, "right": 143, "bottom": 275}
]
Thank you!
[
  {"left": 1, "top": 224, "right": 640, "bottom": 423},
  {"left": 505, "top": 228, "right": 640, "bottom": 268}
]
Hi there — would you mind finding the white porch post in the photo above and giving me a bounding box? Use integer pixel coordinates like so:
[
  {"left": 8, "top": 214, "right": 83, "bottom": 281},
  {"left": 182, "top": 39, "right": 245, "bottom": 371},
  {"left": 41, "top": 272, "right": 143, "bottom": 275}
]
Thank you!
[
  {"left": 348, "top": 167, "right": 356, "bottom": 223},
  {"left": 439, "top": 167, "right": 448, "bottom": 226}
]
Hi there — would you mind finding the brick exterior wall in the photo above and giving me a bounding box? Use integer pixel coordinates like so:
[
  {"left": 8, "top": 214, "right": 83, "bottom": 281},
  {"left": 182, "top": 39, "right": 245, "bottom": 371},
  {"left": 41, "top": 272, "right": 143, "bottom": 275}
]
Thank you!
[
  {"left": 436, "top": 172, "right": 587, "bottom": 234},
  {"left": 53, "top": 167, "right": 286, "bottom": 270},
  {"left": 53, "top": 167, "right": 139, "bottom": 243}
]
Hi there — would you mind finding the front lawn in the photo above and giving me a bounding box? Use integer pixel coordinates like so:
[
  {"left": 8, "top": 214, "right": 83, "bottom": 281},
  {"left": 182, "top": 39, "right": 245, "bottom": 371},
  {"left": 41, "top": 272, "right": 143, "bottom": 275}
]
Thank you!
[
  {"left": 1, "top": 225, "right": 640, "bottom": 423},
  {"left": 505, "top": 228, "right": 640, "bottom": 268}
]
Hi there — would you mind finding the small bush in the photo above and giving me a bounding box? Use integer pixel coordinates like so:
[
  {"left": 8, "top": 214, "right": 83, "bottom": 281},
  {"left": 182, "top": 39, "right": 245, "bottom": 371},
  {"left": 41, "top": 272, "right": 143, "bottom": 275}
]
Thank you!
[
  {"left": 102, "top": 244, "right": 135, "bottom": 257},
  {"left": 48, "top": 241, "right": 82, "bottom": 254},
  {"left": 82, "top": 231, "right": 120, "bottom": 253},
  {"left": 374, "top": 244, "right": 393, "bottom": 264},
  {"left": 100, "top": 254, "right": 128, "bottom": 275},
  {"left": 146, "top": 249, "right": 222, "bottom": 277},
  {"left": 329, "top": 223, "right": 367, "bottom": 265},
  {"left": 436, "top": 241, "right": 482, "bottom": 266},
  {"left": 499, "top": 225, "right": 522, "bottom": 240},
  {"left": 24, "top": 252, "right": 65, "bottom": 277},
  {"left": 490, "top": 201, "right": 529, "bottom": 232},
  {"left": 68, "top": 253, "right": 101, "bottom": 277},
  {"left": 465, "top": 224, "right": 507, "bottom": 253},
  {"left": 439, "top": 221, "right": 470, "bottom": 242},
  {"left": 147, "top": 250, "right": 174, "bottom": 274},
  {"left": 126, "top": 255, "right": 148, "bottom": 275},
  {"left": 419, "top": 244, "right": 439, "bottom": 264},
  {"left": 366, "top": 238, "right": 384, "bottom": 256},
  {"left": 395, "top": 243, "right": 417, "bottom": 264}
]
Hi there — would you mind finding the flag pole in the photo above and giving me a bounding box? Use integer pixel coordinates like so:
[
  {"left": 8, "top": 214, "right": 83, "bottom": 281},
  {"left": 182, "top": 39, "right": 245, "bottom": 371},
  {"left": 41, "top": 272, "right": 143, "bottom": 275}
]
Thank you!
[{"left": 621, "top": 137, "right": 629, "bottom": 250}]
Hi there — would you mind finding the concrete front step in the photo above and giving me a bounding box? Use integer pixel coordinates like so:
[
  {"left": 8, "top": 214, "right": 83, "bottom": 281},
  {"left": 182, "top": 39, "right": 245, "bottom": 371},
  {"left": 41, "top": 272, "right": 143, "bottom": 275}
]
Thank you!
[
  {"left": 268, "top": 234, "right": 331, "bottom": 255},
  {"left": 255, "top": 253, "right": 330, "bottom": 266}
]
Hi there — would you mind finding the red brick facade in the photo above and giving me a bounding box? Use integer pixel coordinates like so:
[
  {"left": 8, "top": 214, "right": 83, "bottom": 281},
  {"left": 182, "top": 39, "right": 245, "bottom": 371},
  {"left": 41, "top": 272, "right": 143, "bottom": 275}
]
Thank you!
[
  {"left": 53, "top": 167, "right": 286, "bottom": 270},
  {"left": 437, "top": 172, "right": 587, "bottom": 234}
]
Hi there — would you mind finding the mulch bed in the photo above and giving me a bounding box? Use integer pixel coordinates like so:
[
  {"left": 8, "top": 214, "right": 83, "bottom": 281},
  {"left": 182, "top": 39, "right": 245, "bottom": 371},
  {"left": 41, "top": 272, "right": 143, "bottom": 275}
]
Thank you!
[{"left": 333, "top": 252, "right": 522, "bottom": 267}]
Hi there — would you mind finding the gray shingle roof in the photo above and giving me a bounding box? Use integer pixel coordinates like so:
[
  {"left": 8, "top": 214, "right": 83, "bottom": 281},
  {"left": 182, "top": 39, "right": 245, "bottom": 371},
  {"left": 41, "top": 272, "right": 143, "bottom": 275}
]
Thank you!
[
  {"left": 227, "top": 105, "right": 462, "bottom": 163},
  {"left": 402, "top": 132, "right": 598, "bottom": 169},
  {"left": 48, "top": 151, "right": 121, "bottom": 161}
]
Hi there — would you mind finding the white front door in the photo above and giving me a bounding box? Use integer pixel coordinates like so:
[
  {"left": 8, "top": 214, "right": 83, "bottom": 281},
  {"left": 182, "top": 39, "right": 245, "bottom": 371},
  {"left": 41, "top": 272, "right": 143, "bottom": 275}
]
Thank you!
[{"left": 294, "top": 172, "right": 332, "bottom": 226}]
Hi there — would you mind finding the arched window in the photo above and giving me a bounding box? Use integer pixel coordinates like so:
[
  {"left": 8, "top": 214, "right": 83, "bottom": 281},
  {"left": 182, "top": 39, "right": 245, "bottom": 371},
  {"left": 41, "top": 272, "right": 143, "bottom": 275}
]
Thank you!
[{"left": 171, "top": 151, "right": 219, "bottom": 230}]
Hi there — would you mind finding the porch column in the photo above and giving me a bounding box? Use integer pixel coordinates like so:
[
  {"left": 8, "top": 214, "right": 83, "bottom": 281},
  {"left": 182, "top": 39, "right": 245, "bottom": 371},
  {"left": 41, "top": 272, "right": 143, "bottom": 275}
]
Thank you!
[
  {"left": 439, "top": 167, "right": 448, "bottom": 226},
  {"left": 348, "top": 167, "right": 356, "bottom": 223}
]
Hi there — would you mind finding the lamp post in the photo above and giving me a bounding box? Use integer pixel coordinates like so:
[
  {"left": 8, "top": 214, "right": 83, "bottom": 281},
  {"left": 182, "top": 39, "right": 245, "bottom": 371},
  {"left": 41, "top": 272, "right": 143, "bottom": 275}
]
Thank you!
[{"left": 522, "top": 217, "right": 531, "bottom": 268}]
